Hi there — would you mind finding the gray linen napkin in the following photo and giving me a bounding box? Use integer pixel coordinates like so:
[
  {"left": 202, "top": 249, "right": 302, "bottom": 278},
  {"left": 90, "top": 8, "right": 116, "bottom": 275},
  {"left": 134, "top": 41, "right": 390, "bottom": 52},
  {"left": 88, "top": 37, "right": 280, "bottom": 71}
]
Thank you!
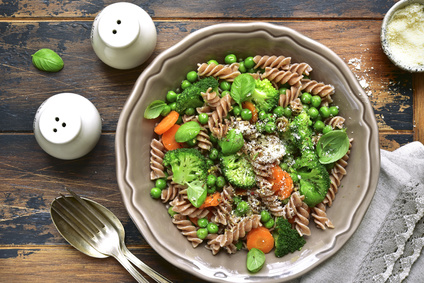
[{"left": 294, "top": 141, "right": 424, "bottom": 283}]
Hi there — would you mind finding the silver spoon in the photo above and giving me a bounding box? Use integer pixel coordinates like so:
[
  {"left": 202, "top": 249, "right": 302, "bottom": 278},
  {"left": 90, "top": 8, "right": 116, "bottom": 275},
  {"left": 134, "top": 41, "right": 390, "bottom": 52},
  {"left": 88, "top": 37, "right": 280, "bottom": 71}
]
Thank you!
[{"left": 50, "top": 189, "right": 171, "bottom": 283}]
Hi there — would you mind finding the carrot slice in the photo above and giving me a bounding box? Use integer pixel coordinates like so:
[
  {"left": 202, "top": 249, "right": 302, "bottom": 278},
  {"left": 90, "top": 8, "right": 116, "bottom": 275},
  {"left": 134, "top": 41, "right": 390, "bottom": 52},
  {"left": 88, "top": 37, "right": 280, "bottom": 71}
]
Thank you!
[
  {"left": 268, "top": 166, "right": 294, "bottom": 200},
  {"left": 246, "top": 226, "right": 275, "bottom": 254},
  {"left": 242, "top": 101, "right": 258, "bottom": 122},
  {"left": 200, "top": 192, "right": 222, "bottom": 209},
  {"left": 154, "top": 110, "right": 179, "bottom": 135},
  {"left": 162, "top": 124, "right": 183, "bottom": 151}
]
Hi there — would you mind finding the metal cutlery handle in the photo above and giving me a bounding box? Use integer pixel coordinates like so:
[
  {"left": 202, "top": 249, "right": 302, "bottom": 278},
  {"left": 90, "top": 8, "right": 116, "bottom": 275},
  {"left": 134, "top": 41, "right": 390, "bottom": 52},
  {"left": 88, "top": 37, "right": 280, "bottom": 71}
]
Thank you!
[
  {"left": 122, "top": 245, "right": 172, "bottom": 283},
  {"left": 113, "top": 249, "right": 150, "bottom": 283}
]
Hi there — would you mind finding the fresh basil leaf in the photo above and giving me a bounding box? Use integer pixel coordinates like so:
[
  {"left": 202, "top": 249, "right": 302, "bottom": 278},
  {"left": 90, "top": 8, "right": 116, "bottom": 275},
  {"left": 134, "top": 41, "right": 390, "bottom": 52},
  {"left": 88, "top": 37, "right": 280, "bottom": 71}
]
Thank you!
[
  {"left": 317, "top": 130, "right": 350, "bottom": 164},
  {"left": 246, "top": 248, "right": 265, "bottom": 273},
  {"left": 144, "top": 100, "right": 167, "bottom": 119},
  {"left": 175, "top": 121, "right": 201, "bottom": 142},
  {"left": 218, "top": 129, "right": 244, "bottom": 155},
  {"left": 187, "top": 180, "right": 207, "bottom": 208},
  {"left": 230, "top": 73, "right": 255, "bottom": 106},
  {"left": 31, "top": 48, "right": 64, "bottom": 72}
]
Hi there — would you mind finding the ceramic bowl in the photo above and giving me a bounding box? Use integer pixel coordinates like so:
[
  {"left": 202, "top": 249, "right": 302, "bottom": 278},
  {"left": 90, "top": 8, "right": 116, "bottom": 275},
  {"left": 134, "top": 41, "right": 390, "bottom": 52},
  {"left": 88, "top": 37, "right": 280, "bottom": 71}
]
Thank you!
[
  {"left": 381, "top": 0, "right": 424, "bottom": 72},
  {"left": 116, "top": 22, "right": 380, "bottom": 282}
]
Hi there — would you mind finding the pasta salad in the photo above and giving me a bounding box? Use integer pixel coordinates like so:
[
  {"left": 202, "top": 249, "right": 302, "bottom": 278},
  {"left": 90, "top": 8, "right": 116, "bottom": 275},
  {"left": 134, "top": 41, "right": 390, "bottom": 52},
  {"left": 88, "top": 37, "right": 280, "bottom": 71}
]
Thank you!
[{"left": 144, "top": 54, "right": 352, "bottom": 272}]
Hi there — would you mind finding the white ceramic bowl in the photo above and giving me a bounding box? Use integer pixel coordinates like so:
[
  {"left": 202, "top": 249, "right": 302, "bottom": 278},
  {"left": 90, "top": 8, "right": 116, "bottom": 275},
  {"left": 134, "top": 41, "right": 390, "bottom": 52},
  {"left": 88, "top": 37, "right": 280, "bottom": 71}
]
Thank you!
[
  {"left": 381, "top": 0, "right": 424, "bottom": 72},
  {"left": 116, "top": 23, "right": 380, "bottom": 282}
]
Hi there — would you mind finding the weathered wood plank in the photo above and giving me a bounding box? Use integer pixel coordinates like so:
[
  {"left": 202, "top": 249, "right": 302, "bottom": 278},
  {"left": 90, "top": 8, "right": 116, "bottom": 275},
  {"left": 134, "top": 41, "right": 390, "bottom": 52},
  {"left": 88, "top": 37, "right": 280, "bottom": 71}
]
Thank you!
[
  {"left": 0, "top": 20, "right": 413, "bottom": 133},
  {"left": 413, "top": 73, "right": 424, "bottom": 144},
  {"left": 0, "top": 246, "right": 204, "bottom": 282},
  {"left": 0, "top": 0, "right": 396, "bottom": 19}
]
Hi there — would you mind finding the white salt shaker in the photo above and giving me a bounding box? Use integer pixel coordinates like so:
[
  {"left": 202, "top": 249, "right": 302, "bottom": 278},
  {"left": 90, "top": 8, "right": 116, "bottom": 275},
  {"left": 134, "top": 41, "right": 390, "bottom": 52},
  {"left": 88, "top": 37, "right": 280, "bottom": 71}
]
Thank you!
[
  {"left": 33, "top": 93, "right": 102, "bottom": 160},
  {"left": 90, "top": 2, "right": 157, "bottom": 69}
]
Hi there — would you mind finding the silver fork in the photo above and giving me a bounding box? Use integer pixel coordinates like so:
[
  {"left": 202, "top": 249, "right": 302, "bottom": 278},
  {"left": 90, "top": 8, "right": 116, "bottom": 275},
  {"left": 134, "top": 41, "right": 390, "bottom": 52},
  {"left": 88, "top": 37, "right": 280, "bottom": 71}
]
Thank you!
[{"left": 51, "top": 189, "right": 171, "bottom": 283}]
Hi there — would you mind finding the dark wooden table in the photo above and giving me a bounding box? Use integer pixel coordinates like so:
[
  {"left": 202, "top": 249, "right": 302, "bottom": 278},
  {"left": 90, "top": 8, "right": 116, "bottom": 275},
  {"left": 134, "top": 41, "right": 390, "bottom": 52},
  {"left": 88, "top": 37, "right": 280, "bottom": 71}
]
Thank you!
[{"left": 1, "top": 0, "right": 423, "bottom": 282}]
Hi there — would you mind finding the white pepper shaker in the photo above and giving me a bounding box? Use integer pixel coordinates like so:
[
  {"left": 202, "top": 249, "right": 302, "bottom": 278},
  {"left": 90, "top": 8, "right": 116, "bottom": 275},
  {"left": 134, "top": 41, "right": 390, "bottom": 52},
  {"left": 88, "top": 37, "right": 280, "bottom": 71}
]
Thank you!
[
  {"left": 33, "top": 93, "right": 102, "bottom": 160},
  {"left": 90, "top": 2, "right": 157, "bottom": 69}
]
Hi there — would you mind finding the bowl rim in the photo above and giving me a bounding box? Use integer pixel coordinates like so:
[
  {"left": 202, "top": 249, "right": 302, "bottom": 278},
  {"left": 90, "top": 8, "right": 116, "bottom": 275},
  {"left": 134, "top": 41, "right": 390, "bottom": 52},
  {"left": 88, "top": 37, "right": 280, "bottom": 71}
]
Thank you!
[
  {"left": 380, "top": 0, "right": 424, "bottom": 73},
  {"left": 116, "top": 22, "right": 381, "bottom": 282}
]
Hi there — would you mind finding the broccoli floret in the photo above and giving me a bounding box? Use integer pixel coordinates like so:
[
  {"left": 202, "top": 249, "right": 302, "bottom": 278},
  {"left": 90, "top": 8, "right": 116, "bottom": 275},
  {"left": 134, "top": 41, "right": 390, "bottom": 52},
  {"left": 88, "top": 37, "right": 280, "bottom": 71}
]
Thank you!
[
  {"left": 163, "top": 148, "right": 208, "bottom": 185},
  {"left": 274, "top": 217, "right": 306, "bottom": 258},
  {"left": 288, "top": 111, "right": 330, "bottom": 207},
  {"left": 220, "top": 153, "right": 256, "bottom": 189},
  {"left": 248, "top": 78, "right": 279, "bottom": 112},
  {"left": 175, "top": 77, "right": 219, "bottom": 114}
]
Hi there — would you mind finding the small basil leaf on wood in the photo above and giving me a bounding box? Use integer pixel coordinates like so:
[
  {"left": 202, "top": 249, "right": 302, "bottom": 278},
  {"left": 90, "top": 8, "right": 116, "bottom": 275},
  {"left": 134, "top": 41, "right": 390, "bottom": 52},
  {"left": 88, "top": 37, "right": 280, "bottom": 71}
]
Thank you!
[
  {"left": 175, "top": 121, "right": 201, "bottom": 143},
  {"left": 246, "top": 248, "right": 265, "bottom": 273},
  {"left": 317, "top": 130, "right": 350, "bottom": 164},
  {"left": 230, "top": 73, "right": 255, "bottom": 106},
  {"left": 187, "top": 180, "right": 207, "bottom": 208},
  {"left": 218, "top": 129, "right": 244, "bottom": 155},
  {"left": 144, "top": 100, "right": 167, "bottom": 119},
  {"left": 31, "top": 48, "right": 64, "bottom": 72}
]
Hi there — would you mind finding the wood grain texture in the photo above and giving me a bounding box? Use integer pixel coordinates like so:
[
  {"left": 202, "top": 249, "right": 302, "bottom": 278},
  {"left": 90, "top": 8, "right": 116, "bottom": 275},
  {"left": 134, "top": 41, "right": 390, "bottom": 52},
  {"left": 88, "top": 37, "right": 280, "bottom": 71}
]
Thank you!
[
  {"left": 413, "top": 73, "right": 424, "bottom": 144},
  {"left": 0, "top": 0, "right": 396, "bottom": 19}
]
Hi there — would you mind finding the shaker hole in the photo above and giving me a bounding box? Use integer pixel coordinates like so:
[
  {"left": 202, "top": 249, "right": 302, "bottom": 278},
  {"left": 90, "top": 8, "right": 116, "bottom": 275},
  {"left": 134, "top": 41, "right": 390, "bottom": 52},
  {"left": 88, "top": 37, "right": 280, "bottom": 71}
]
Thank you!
[
  {"left": 117, "top": 20, "right": 121, "bottom": 24},
  {"left": 55, "top": 117, "right": 60, "bottom": 122},
  {"left": 62, "top": 123, "right": 66, "bottom": 127},
  {"left": 53, "top": 128, "right": 57, "bottom": 133},
  {"left": 113, "top": 29, "right": 117, "bottom": 34}
]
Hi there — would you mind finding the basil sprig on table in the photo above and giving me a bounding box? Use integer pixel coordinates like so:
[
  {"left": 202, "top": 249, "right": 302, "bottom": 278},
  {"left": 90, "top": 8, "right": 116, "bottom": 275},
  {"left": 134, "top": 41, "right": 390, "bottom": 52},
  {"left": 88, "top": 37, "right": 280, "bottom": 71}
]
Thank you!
[
  {"left": 144, "top": 100, "right": 168, "bottom": 119},
  {"left": 31, "top": 48, "right": 64, "bottom": 72},
  {"left": 230, "top": 73, "right": 255, "bottom": 106},
  {"left": 317, "top": 130, "right": 350, "bottom": 164}
]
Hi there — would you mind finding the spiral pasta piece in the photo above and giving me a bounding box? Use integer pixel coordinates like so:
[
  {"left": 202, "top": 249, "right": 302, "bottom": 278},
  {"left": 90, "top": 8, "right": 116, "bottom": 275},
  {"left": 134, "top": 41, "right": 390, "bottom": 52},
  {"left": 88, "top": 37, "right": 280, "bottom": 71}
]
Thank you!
[
  {"left": 170, "top": 195, "right": 210, "bottom": 219},
  {"left": 283, "top": 191, "right": 304, "bottom": 219},
  {"left": 325, "top": 116, "right": 345, "bottom": 129},
  {"left": 279, "top": 86, "right": 300, "bottom": 108},
  {"left": 208, "top": 93, "right": 233, "bottom": 138},
  {"left": 161, "top": 181, "right": 184, "bottom": 203},
  {"left": 261, "top": 67, "right": 303, "bottom": 87},
  {"left": 256, "top": 176, "right": 286, "bottom": 217},
  {"left": 300, "top": 79, "right": 335, "bottom": 98},
  {"left": 150, "top": 138, "right": 166, "bottom": 180},
  {"left": 196, "top": 127, "right": 212, "bottom": 151},
  {"left": 290, "top": 98, "right": 304, "bottom": 115},
  {"left": 287, "top": 63, "right": 313, "bottom": 76},
  {"left": 201, "top": 87, "right": 221, "bottom": 108},
  {"left": 311, "top": 202, "right": 334, "bottom": 229},
  {"left": 253, "top": 55, "right": 291, "bottom": 70},
  {"left": 197, "top": 62, "right": 241, "bottom": 82},
  {"left": 172, "top": 214, "right": 203, "bottom": 248},
  {"left": 294, "top": 202, "right": 311, "bottom": 236}
]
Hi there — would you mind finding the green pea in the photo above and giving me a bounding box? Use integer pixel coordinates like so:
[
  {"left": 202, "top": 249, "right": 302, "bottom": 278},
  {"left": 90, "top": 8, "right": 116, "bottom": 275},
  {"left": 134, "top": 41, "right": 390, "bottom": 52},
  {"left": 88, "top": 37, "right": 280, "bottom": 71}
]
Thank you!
[
  {"left": 303, "top": 105, "right": 309, "bottom": 112},
  {"left": 308, "top": 107, "right": 319, "bottom": 119},
  {"left": 283, "top": 107, "right": 292, "bottom": 118},
  {"left": 207, "top": 174, "right": 217, "bottom": 187},
  {"left": 329, "top": 106, "right": 339, "bottom": 116},
  {"left": 216, "top": 176, "right": 226, "bottom": 188},
  {"left": 196, "top": 228, "right": 208, "bottom": 239},
  {"left": 311, "top": 95, "right": 321, "bottom": 108},
  {"left": 186, "top": 71, "right": 198, "bottom": 83},
  {"left": 301, "top": 92, "right": 312, "bottom": 104},
  {"left": 207, "top": 222, "right": 219, "bottom": 234},
  {"left": 167, "top": 206, "right": 177, "bottom": 217},
  {"left": 241, "top": 108, "right": 253, "bottom": 121},
  {"left": 224, "top": 54, "right": 237, "bottom": 64},
  {"left": 238, "top": 61, "right": 247, "bottom": 73},
  {"left": 323, "top": 125, "right": 333, "bottom": 134},
  {"left": 207, "top": 59, "right": 219, "bottom": 65},
  {"left": 197, "top": 218, "right": 209, "bottom": 228},
  {"left": 198, "top": 113, "right": 209, "bottom": 125},
  {"left": 279, "top": 87, "right": 288, "bottom": 95},
  {"left": 232, "top": 105, "right": 241, "bottom": 116},
  {"left": 220, "top": 81, "right": 231, "bottom": 91},
  {"left": 236, "top": 201, "right": 250, "bottom": 216},
  {"left": 160, "top": 105, "right": 171, "bottom": 117},
  {"left": 244, "top": 56, "right": 255, "bottom": 69},
  {"left": 273, "top": 106, "right": 284, "bottom": 117},
  {"left": 221, "top": 90, "right": 231, "bottom": 97},
  {"left": 206, "top": 159, "right": 214, "bottom": 168},
  {"left": 186, "top": 138, "right": 197, "bottom": 147},
  {"left": 150, "top": 187, "right": 161, "bottom": 199},
  {"left": 185, "top": 107, "right": 195, "bottom": 116},
  {"left": 166, "top": 90, "right": 178, "bottom": 102},
  {"left": 169, "top": 102, "right": 177, "bottom": 111},
  {"left": 181, "top": 80, "right": 191, "bottom": 90},
  {"left": 319, "top": 106, "right": 330, "bottom": 118},
  {"left": 209, "top": 148, "right": 219, "bottom": 160},
  {"left": 260, "top": 210, "right": 271, "bottom": 223},
  {"left": 264, "top": 218, "right": 275, "bottom": 229},
  {"left": 207, "top": 186, "right": 216, "bottom": 194},
  {"left": 155, "top": 179, "right": 167, "bottom": 190},
  {"left": 314, "top": 120, "right": 325, "bottom": 132},
  {"left": 258, "top": 110, "right": 267, "bottom": 120},
  {"left": 265, "top": 121, "right": 276, "bottom": 133}
]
